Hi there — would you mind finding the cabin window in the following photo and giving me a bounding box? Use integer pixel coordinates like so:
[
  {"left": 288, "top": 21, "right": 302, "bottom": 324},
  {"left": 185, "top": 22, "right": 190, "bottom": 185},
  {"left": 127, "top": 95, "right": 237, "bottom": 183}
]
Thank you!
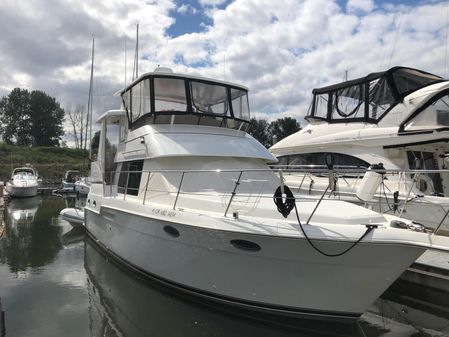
[
  {"left": 407, "top": 151, "right": 443, "bottom": 194},
  {"left": 393, "top": 69, "right": 441, "bottom": 96},
  {"left": 314, "top": 94, "right": 329, "bottom": 119},
  {"left": 123, "top": 90, "right": 131, "bottom": 119},
  {"left": 104, "top": 123, "right": 120, "bottom": 185},
  {"left": 332, "top": 85, "right": 365, "bottom": 120},
  {"left": 118, "top": 160, "right": 144, "bottom": 196},
  {"left": 131, "top": 79, "right": 151, "bottom": 123},
  {"left": 367, "top": 78, "right": 394, "bottom": 120},
  {"left": 284, "top": 153, "right": 369, "bottom": 169},
  {"left": 154, "top": 78, "right": 188, "bottom": 113},
  {"left": 190, "top": 81, "right": 230, "bottom": 116},
  {"left": 403, "top": 93, "right": 449, "bottom": 132},
  {"left": 230, "top": 88, "right": 250, "bottom": 120}
]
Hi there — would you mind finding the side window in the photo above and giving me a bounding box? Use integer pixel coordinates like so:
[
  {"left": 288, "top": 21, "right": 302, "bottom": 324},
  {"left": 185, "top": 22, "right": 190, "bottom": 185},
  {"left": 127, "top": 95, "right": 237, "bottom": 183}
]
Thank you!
[
  {"left": 131, "top": 79, "right": 151, "bottom": 123},
  {"left": 118, "top": 160, "right": 144, "bottom": 195}
]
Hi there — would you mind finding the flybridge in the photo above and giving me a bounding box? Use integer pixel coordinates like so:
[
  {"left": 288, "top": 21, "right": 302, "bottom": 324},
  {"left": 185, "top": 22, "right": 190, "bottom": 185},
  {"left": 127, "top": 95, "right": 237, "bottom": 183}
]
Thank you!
[
  {"left": 306, "top": 66, "right": 443, "bottom": 124},
  {"left": 119, "top": 67, "right": 251, "bottom": 131}
]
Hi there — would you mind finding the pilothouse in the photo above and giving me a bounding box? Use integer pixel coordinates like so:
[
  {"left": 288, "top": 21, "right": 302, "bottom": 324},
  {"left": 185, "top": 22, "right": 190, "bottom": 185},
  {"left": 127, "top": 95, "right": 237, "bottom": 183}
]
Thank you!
[{"left": 122, "top": 66, "right": 251, "bottom": 130}]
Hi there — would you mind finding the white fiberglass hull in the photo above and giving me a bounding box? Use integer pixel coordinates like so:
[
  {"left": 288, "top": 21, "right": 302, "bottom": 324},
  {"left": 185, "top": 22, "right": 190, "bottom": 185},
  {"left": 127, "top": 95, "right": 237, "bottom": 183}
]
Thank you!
[
  {"left": 74, "top": 179, "right": 90, "bottom": 195},
  {"left": 85, "top": 202, "right": 425, "bottom": 320},
  {"left": 6, "top": 183, "right": 38, "bottom": 198}
]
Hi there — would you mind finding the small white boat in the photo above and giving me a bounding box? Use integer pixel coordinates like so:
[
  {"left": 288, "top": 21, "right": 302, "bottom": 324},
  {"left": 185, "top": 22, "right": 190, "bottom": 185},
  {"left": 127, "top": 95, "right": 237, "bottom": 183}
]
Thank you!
[
  {"left": 74, "top": 177, "right": 90, "bottom": 196},
  {"left": 84, "top": 67, "right": 449, "bottom": 322},
  {"left": 5, "top": 167, "right": 40, "bottom": 198},
  {"left": 61, "top": 170, "right": 81, "bottom": 191},
  {"left": 60, "top": 207, "right": 84, "bottom": 228}
]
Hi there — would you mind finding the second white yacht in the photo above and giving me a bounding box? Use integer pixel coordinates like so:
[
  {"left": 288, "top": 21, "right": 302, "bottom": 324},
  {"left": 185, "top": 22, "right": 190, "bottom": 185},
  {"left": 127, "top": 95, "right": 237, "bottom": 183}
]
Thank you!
[{"left": 270, "top": 66, "right": 449, "bottom": 233}]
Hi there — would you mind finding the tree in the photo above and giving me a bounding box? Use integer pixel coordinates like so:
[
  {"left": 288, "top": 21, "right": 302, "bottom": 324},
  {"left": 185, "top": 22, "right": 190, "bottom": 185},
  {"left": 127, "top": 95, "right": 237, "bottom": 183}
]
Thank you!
[
  {"left": 29, "top": 90, "right": 65, "bottom": 146},
  {"left": 271, "top": 117, "right": 301, "bottom": 143},
  {"left": 0, "top": 88, "right": 32, "bottom": 145},
  {"left": 66, "top": 104, "right": 89, "bottom": 150},
  {"left": 0, "top": 88, "right": 65, "bottom": 146},
  {"left": 247, "top": 118, "right": 272, "bottom": 148}
]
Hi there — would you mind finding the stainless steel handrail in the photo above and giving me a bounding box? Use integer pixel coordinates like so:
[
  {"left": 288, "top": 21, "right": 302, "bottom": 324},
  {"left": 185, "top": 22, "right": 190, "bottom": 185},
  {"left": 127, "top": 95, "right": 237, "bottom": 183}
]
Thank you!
[{"left": 93, "top": 165, "right": 449, "bottom": 231}]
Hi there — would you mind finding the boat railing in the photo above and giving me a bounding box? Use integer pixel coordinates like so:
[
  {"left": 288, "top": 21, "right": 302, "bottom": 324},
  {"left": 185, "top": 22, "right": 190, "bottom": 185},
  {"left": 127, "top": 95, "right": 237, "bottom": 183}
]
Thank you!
[{"left": 99, "top": 165, "right": 449, "bottom": 230}]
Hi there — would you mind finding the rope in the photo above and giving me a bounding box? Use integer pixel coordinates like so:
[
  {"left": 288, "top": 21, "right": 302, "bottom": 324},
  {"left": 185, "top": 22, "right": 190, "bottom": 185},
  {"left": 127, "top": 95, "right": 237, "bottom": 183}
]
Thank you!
[
  {"left": 273, "top": 184, "right": 376, "bottom": 257},
  {"left": 273, "top": 185, "right": 295, "bottom": 218}
]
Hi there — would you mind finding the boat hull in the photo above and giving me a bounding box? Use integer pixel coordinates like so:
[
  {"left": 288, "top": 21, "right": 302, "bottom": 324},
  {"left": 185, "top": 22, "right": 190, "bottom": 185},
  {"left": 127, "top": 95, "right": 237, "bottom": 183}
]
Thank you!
[
  {"left": 6, "top": 184, "right": 38, "bottom": 198},
  {"left": 85, "top": 205, "right": 425, "bottom": 321},
  {"left": 74, "top": 181, "right": 90, "bottom": 195}
]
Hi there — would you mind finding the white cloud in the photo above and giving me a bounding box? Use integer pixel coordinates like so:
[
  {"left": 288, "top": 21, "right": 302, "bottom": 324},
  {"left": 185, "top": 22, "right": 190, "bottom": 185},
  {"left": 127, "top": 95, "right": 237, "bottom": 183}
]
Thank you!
[
  {"left": 0, "top": 0, "right": 447, "bottom": 146},
  {"left": 198, "top": 0, "right": 228, "bottom": 7},
  {"left": 347, "top": 0, "right": 375, "bottom": 14},
  {"left": 177, "top": 4, "right": 198, "bottom": 15}
]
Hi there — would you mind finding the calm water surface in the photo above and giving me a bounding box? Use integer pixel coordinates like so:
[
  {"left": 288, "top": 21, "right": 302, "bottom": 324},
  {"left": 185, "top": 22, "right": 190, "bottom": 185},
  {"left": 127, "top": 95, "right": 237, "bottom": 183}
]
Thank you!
[{"left": 0, "top": 195, "right": 449, "bottom": 337}]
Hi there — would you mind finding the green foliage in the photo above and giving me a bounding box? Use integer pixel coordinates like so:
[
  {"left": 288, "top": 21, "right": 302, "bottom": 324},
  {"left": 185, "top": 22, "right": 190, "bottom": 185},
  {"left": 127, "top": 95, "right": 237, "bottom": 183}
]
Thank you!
[
  {"left": 248, "top": 117, "right": 301, "bottom": 148},
  {"left": 29, "top": 90, "right": 65, "bottom": 146},
  {"left": 0, "top": 143, "right": 89, "bottom": 183},
  {"left": 0, "top": 88, "right": 65, "bottom": 146},
  {"left": 248, "top": 118, "right": 272, "bottom": 148},
  {"left": 271, "top": 117, "right": 301, "bottom": 143}
]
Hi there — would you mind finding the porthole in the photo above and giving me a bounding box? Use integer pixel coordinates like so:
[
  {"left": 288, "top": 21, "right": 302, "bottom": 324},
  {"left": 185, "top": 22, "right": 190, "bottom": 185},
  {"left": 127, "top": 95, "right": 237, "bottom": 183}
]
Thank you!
[
  {"left": 230, "top": 239, "right": 261, "bottom": 252},
  {"left": 163, "top": 225, "right": 180, "bottom": 238}
]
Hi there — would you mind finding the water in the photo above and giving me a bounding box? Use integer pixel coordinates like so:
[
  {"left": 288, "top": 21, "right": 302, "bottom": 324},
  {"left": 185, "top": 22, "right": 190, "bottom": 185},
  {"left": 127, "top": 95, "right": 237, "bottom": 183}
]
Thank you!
[{"left": 0, "top": 195, "right": 449, "bottom": 337}]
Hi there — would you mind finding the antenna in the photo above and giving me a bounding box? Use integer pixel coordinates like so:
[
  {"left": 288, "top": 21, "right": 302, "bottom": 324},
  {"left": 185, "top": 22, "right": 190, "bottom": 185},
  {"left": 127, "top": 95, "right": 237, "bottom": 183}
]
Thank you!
[
  {"left": 387, "top": 13, "right": 402, "bottom": 68},
  {"left": 88, "top": 37, "right": 94, "bottom": 160},
  {"left": 445, "top": 2, "right": 449, "bottom": 77},
  {"left": 132, "top": 23, "right": 139, "bottom": 81},
  {"left": 124, "top": 36, "right": 127, "bottom": 88}
]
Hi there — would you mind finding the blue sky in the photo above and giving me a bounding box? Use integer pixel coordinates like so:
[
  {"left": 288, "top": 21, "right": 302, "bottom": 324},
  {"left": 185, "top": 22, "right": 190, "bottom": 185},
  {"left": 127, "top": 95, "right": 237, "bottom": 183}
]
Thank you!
[
  {"left": 167, "top": 0, "right": 431, "bottom": 37},
  {"left": 0, "top": 0, "right": 447, "bottom": 142}
]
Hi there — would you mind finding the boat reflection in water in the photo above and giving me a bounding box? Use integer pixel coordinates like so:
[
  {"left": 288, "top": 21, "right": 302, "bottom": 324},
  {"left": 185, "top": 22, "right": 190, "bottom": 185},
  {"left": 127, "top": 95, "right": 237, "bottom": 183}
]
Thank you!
[
  {"left": 85, "top": 235, "right": 449, "bottom": 337},
  {"left": 364, "top": 279, "right": 449, "bottom": 335},
  {"left": 5, "top": 196, "right": 41, "bottom": 231},
  {"left": 85, "top": 237, "right": 365, "bottom": 337}
]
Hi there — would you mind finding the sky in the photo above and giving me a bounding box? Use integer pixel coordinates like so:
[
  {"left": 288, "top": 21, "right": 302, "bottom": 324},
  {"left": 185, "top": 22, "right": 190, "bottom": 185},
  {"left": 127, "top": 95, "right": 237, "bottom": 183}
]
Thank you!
[{"left": 0, "top": 0, "right": 448, "bottom": 143}]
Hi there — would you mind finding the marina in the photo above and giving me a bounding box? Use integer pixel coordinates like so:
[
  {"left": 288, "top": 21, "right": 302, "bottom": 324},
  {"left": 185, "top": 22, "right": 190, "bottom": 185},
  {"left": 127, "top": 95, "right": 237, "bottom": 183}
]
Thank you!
[
  {"left": 0, "top": 1, "right": 448, "bottom": 335},
  {"left": 1, "top": 194, "right": 449, "bottom": 336},
  {"left": 3, "top": 66, "right": 449, "bottom": 335}
]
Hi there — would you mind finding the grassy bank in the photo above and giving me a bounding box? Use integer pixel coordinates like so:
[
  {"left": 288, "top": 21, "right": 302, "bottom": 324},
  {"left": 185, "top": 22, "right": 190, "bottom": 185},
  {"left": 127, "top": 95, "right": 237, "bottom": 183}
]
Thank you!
[{"left": 0, "top": 144, "right": 89, "bottom": 186}]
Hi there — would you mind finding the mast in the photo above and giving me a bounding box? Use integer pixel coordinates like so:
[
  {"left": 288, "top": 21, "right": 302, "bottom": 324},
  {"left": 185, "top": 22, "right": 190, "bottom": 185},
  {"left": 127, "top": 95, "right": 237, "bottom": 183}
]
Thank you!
[
  {"left": 132, "top": 23, "right": 139, "bottom": 81},
  {"left": 88, "top": 37, "right": 94, "bottom": 159}
]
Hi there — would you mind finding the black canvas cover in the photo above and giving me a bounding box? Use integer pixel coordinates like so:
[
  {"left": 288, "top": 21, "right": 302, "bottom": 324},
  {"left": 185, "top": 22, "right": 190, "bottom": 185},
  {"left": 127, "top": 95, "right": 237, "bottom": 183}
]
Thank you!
[{"left": 307, "top": 66, "right": 442, "bottom": 124}]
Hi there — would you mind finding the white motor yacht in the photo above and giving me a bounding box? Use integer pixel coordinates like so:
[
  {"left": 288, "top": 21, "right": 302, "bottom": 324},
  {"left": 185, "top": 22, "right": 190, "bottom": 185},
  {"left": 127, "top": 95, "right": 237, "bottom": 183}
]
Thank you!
[
  {"left": 5, "top": 167, "right": 40, "bottom": 198},
  {"left": 84, "top": 67, "right": 449, "bottom": 322},
  {"left": 270, "top": 67, "right": 449, "bottom": 232}
]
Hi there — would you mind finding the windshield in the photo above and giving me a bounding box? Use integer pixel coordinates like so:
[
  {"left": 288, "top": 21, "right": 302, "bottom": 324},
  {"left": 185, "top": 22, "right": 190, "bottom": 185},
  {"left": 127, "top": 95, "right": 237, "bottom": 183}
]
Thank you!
[
  {"left": 401, "top": 89, "right": 449, "bottom": 133},
  {"left": 122, "top": 75, "right": 250, "bottom": 130}
]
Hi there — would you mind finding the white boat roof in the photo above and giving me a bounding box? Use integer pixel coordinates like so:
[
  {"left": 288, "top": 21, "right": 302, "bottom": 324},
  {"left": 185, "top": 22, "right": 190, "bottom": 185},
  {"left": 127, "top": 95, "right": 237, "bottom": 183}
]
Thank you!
[
  {"left": 115, "top": 67, "right": 248, "bottom": 96},
  {"left": 96, "top": 109, "right": 126, "bottom": 124}
]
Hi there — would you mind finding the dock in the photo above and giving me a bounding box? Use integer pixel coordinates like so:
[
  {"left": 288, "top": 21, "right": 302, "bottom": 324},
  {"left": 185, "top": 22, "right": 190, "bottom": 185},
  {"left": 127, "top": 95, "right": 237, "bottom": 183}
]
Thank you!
[{"left": 404, "top": 250, "right": 449, "bottom": 293}]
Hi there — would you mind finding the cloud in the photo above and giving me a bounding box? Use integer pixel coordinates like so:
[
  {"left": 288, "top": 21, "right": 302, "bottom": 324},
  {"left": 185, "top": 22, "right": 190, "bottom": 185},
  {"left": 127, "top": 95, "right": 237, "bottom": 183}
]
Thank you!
[
  {"left": 177, "top": 4, "right": 199, "bottom": 15},
  {"left": 0, "top": 0, "right": 447, "bottom": 146},
  {"left": 347, "top": 0, "right": 375, "bottom": 14}
]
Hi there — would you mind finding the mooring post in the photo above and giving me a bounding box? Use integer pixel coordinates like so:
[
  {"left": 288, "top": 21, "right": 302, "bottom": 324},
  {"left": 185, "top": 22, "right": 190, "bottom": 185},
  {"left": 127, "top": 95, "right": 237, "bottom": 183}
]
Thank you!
[{"left": 0, "top": 296, "right": 5, "bottom": 337}]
